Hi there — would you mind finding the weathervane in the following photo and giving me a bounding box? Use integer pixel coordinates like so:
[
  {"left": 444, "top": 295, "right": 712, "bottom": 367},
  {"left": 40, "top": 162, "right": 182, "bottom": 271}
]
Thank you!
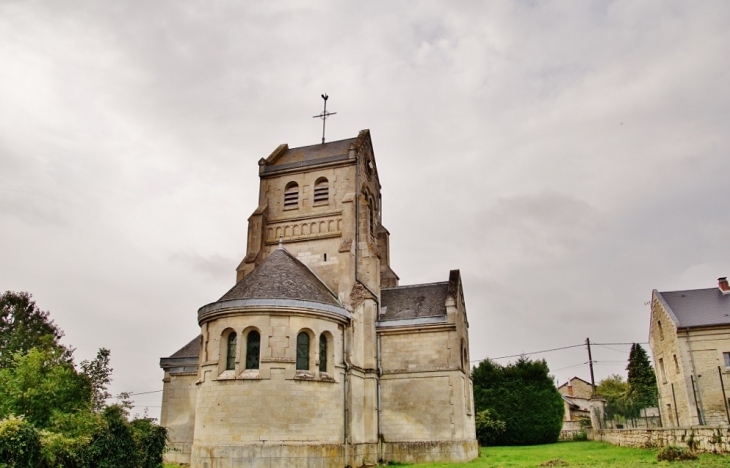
[{"left": 312, "top": 94, "right": 336, "bottom": 144}]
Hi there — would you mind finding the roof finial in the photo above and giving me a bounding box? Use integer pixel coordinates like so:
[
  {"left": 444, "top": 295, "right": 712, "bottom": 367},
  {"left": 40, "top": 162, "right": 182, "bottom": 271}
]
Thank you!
[
  {"left": 312, "top": 93, "right": 337, "bottom": 144},
  {"left": 278, "top": 235, "right": 284, "bottom": 249}
]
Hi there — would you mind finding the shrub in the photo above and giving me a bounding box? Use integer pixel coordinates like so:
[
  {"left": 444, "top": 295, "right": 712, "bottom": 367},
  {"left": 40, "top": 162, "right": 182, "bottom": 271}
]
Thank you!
[
  {"left": 131, "top": 418, "right": 168, "bottom": 468},
  {"left": 657, "top": 445, "right": 697, "bottom": 462},
  {"left": 472, "top": 357, "right": 564, "bottom": 445},
  {"left": 86, "top": 405, "right": 138, "bottom": 468},
  {"left": 40, "top": 431, "right": 92, "bottom": 468},
  {"left": 475, "top": 409, "right": 506, "bottom": 446},
  {"left": 571, "top": 431, "right": 588, "bottom": 442},
  {"left": 0, "top": 416, "right": 42, "bottom": 468}
]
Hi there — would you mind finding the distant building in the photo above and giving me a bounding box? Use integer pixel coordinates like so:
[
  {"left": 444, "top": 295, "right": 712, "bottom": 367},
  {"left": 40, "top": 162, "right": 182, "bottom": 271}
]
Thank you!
[
  {"left": 650, "top": 277, "right": 730, "bottom": 427},
  {"left": 558, "top": 377, "right": 593, "bottom": 432},
  {"left": 158, "top": 130, "right": 477, "bottom": 467}
]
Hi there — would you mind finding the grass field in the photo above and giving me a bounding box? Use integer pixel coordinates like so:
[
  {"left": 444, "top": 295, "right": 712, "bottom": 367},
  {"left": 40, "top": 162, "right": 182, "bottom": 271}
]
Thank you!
[
  {"left": 164, "top": 441, "right": 730, "bottom": 467},
  {"left": 418, "top": 442, "right": 728, "bottom": 467}
]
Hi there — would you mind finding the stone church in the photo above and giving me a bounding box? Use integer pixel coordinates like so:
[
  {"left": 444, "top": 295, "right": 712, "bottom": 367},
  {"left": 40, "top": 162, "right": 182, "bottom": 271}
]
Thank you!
[{"left": 159, "top": 129, "right": 477, "bottom": 467}]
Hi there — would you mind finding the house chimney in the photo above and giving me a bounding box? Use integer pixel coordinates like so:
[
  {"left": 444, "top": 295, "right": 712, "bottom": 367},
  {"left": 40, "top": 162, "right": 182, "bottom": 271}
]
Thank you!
[
  {"left": 567, "top": 380, "right": 574, "bottom": 397},
  {"left": 719, "top": 277, "right": 730, "bottom": 295}
]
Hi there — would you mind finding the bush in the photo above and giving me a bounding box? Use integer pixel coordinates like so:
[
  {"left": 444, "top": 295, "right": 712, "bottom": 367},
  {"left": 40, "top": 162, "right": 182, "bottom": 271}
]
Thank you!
[
  {"left": 0, "top": 416, "right": 42, "bottom": 468},
  {"left": 657, "top": 445, "right": 697, "bottom": 462},
  {"left": 40, "top": 431, "right": 92, "bottom": 468},
  {"left": 131, "top": 418, "right": 168, "bottom": 468},
  {"left": 475, "top": 409, "right": 506, "bottom": 446},
  {"left": 472, "top": 357, "right": 564, "bottom": 445}
]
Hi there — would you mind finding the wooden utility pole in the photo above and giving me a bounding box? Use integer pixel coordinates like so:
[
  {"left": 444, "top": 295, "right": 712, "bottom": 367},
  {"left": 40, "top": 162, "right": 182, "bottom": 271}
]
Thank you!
[{"left": 586, "top": 337, "right": 596, "bottom": 395}]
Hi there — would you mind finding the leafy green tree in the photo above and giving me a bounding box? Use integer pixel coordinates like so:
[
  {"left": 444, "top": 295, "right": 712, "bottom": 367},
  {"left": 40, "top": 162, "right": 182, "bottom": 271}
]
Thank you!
[
  {"left": 81, "top": 348, "right": 113, "bottom": 412},
  {"left": 596, "top": 374, "right": 629, "bottom": 419},
  {"left": 0, "top": 291, "right": 68, "bottom": 368},
  {"left": 0, "top": 347, "right": 92, "bottom": 428},
  {"left": 626, "top": 343, "right": 658, "bottom": 415},
  {"left": 472, "top": 357, "right": 564, "bottom": 445}
]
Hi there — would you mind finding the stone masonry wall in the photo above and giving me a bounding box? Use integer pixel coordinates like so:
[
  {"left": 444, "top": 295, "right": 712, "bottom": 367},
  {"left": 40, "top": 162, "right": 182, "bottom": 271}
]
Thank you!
[{"left": 592, "top": 427, "right": 730, "bottom": 453}]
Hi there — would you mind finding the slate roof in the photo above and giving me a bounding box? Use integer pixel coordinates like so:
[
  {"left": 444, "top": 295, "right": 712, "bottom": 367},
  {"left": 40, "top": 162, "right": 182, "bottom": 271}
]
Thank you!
[
  {"left": 170, "top": 336, "right": 200, "bottom": 358},
  {"left": 379, "top": 282, "right": 449, "bottom": 321},
  {"left": 263, "top": 137, "right": 356, "bottom": 174},
  {"left": 218, "top": 247, "right": 341, "bottom": 307},
  {"left": 656, "top": 287, "right": 730, "bottom": 328},
  {"left": 161, "top": 335, "right": 200, "bottom": 365},
  {"left": 275, "top": 138, "right": 356, "bottom": 165}
]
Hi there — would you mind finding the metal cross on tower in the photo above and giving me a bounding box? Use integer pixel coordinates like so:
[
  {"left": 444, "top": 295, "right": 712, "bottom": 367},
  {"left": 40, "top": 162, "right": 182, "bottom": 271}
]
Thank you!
[{"left": 312, "top": 94, "right": 336, "bottom": 144}]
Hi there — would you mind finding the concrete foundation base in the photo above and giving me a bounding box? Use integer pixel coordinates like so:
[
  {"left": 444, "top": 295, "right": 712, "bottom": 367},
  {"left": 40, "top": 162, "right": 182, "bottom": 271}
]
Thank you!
[{"left": 181, "top": 439, "right": 478, "bottom": 467}]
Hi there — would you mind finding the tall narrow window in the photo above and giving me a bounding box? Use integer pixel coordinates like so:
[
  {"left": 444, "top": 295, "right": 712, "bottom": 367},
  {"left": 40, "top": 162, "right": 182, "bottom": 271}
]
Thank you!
[
  {"left": 319, "top": 334, "right": 327, "bottom": 372},
  {"left": 368, "top": 197, "right": 375, "bottom": 237},
  {"left": 296, "top": 332, "right": 310, "bottom": 370},
  {"left": 673, "top": 354, "right": 680, "bottom": 373},
  {"left": 226, "top": 332, "right": 237, "bottom": 371},
  {"left": 284, "top": 182, "right": 299, "bottom": 209},
  {"left": 314, "top": 178, "right": 329, "bottom": 205},
  {"left": 657, "top": 320, "right": 664, "bottom": 340},
  {"left": 246, "top": 331, "right": 260, "bottom": 369},
  {"left": 659, "top": 358, "right": 667, "bottom": 383},
  {"left": 724, "top": 352, "right": 730, "bottom": 369}
]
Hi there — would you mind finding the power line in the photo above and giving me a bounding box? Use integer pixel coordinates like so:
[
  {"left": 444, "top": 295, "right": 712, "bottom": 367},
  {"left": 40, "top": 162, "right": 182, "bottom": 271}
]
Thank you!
[
  {"left": 471, "top": 343, "right": 585, "bottom": 363},
  {"left": 129, "top": 390, "right": 163, "bottom": 396},
  {"left": 551, "top": 362, "right": 589, "bottom": 372}
]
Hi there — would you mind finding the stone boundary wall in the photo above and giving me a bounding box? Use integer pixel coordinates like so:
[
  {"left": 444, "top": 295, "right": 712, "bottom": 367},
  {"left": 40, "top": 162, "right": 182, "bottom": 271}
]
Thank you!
[{"left": 590, "top": 427, "right": 730, "bottom": 454}]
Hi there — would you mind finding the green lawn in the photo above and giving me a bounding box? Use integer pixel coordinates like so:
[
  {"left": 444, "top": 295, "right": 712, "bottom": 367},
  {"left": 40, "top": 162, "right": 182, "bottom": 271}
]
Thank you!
[
  {"left": 164, "top": 441, "right": 729, "bottom": 467},
  {"left": 417, "top": 442, "right": 728, "bottom": 467}
]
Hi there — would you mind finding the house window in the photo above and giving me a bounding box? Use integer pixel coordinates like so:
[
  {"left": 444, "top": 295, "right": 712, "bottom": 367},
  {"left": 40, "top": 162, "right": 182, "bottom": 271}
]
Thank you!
[
  {"left": 673, "top": 354, "right": 680, "bottom": 373},
  {"left": 657, "top": 320, "right": 664, "bottom": 340},
  {"left": 314, "top": 178, "right": 329, "bottom": 205},
  {"left": 226, "top": 332, "right": 237, "bottom": 371},
  {"left": 246, "top": 331, "right": 260, "bottom": 369},
  {"left": 284, "top": 182, "right": 299, "bottom": 209},
  {"left": 296, "top": 332, "right": 310, "bottom": 370},
  {"left": 319, "top": 334, "right": 327, "bottom": 372},
  {"left": 724, "top": 352, "right": 730, "bottom": 369},
  {"left": 659, "top": 358, "right": 667, "bottom": 383}
]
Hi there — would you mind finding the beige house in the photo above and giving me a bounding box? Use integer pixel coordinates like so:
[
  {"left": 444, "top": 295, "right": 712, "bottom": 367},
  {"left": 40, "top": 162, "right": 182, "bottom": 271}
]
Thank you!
[
  {"left": 650, "top": 277, "right": 730, "bottom": 427},
  {"left": 558, "top": 377, "right": 593, "bottom": 421},
  {"left": 159, "top": 130, "right": 477, "bottom": 467}
]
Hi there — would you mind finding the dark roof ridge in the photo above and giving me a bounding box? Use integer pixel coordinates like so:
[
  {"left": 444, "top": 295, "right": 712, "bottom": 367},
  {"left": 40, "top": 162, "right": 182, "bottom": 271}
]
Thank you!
[
  {"left": 286, "top": 136, "right": 358, "bottom": 152},
  {"left": 658, "top": 286, "right": 718, "bottom": 294},
  {"left": 382, "top": 281, "right": 449, "bottom": 290}
]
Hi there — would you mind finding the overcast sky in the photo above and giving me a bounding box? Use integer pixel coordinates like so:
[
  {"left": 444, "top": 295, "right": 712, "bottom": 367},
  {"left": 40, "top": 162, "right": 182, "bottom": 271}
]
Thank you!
[{"left": 2, "top": 0, "right": 729, "bottom": 418}]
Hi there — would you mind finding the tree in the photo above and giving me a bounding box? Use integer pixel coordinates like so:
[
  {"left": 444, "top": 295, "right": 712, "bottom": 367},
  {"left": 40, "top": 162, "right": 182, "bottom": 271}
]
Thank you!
[
  {"left": 81, "top": 348, "right": 113, "bottom": 412},
  {"left": 0, "top": 291, "right": 68, "bottom": 368},
  {"left": 626, "top": 343, "right": 658, "bottom": 415},
  {"left": 472, "top": 357, "right": 564, "bottom": 445},
  {"left": 0, "top": 347, "right": 92, "bottom": 429},
  {"left": 596, "top": 374, "right": 629, "bottom": 419}
]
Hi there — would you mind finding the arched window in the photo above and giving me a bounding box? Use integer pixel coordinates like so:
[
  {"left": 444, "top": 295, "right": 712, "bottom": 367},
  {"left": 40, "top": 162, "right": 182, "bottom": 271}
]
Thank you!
[
  {"left": 226, "top": 332, "right": 237, "bottom": 371},
  {"left": 246, "top": 330, "right": 260, "bottom": 369},
  {"left": 284, "top": 182, "right": 299, "bottom": 209},
  {"left": 319, "top": 334, "right": 328, "bottom": 372},
  {"left": 296, "top": 332, "right": 310, "bottom": 370},
  {"left": 314, "top": 178, "right": 329, "bottom": 205}
]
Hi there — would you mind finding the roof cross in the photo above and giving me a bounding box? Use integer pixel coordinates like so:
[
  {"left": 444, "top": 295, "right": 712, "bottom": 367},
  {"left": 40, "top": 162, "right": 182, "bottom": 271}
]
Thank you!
[{"left": 312, "top": 94, "right": 336, "bottom": 144}]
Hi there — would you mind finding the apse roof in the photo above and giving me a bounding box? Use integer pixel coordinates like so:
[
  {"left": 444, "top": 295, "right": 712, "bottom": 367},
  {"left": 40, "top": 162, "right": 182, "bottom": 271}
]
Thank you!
[
  {"left": 656, "top": 287, "right": 730, "bottom": 328},
  {"left": 379, "top": 282, "right": 449, "bottom": 321},
  {"left": 218, "top": 247, "right": 341, "bottom": 307}
]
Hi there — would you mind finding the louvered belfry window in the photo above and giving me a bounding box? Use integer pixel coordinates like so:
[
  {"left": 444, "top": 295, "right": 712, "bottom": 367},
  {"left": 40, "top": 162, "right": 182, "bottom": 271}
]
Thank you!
[
  {"left": 314, "top": 178, "right": 329, "bottom": 205},
  {"left": 226, "top": 332, "right": 237, "bottom": 371},
  {"left": 284, "top": 182, "right": 299, "bottom": 208},
  {"left": 319, "top": 334, "right": 327, "bottom": 372},
  {"left": 246, "top": 331, "right": 260, "bottom": 369},
  {"left": 296, "top": 332, "right": 309, "bottom": 370}
]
